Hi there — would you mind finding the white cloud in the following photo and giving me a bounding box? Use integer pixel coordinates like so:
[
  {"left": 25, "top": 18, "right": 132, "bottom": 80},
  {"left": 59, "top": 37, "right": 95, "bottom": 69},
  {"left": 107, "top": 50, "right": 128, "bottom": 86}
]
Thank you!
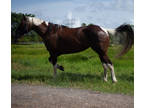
[
  {"left": 63, "top": 12, "right": 81, "bottom": 27},
  {"left": 12, "top": 0, "right": 134, "bottom": 28},
  {"left": 73, "top": 18, "right": 81, "bottom": 27},
  {"left": 67, "top": 11, "right": 72, "bottom": 20}
]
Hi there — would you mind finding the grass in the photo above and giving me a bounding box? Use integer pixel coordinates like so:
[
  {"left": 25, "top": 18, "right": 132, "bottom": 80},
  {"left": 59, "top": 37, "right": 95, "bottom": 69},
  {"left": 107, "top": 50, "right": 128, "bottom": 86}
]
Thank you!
[{"left": 11, "top": 44, "right": 134, "bottom": 95}]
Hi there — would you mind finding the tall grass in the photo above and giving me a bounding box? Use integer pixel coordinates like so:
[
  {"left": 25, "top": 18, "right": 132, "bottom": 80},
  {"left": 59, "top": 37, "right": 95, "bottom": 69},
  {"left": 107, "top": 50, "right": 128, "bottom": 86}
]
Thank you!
[{"left": 11, "top": 44, "right": 134, "bottom": 95}]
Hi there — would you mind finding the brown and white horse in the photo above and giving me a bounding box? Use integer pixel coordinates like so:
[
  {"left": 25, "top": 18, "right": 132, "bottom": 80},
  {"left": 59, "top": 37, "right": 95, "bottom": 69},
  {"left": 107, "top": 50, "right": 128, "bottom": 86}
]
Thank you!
[{"left": 15, "top": 15, "right": 134, "bottom": 83}]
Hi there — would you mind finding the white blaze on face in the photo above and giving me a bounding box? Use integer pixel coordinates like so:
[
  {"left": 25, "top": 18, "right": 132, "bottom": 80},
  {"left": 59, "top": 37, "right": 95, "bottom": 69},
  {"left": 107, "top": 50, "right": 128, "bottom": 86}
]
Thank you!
[{"left": 27, "top": 17, "right": 45, "bottom": 26}]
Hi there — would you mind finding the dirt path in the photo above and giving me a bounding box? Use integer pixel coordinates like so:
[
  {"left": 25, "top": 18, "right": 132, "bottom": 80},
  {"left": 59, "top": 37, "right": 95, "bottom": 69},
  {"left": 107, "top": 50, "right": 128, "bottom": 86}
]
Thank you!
[{"left": 12, "top": 84, "right": 133, "bottom": 108}]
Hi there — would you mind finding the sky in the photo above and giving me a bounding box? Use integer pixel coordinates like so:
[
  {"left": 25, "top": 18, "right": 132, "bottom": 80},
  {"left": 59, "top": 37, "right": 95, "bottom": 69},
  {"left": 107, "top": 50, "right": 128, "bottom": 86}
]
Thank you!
[{"left": 11, "top": 0, "right": 134, "bottom": 28}]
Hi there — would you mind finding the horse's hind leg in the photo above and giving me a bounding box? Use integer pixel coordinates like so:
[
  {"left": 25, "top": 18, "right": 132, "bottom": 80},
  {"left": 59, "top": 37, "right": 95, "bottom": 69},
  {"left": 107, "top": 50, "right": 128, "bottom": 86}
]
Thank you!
[
  {"left": 91, "top": 46, "right": 117, "bottom": 83},
  {"left": 102, "top": 63, "right": 108, "bottom": 82},
  {"left": 107, "top": 63, "right": 117, "bottom": 83},
  {"left": 100, "top": 55, "right": 117, "bottom": 83}
]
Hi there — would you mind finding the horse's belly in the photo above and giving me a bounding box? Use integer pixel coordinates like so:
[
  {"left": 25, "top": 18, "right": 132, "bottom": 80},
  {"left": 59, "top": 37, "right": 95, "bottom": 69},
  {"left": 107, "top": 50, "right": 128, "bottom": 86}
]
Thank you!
[
  {"left": 60, "top": 47, "right": 89, "bottom": 54},
  {"left": 57, "top": 41, "right": 90, "bottom": 54}
]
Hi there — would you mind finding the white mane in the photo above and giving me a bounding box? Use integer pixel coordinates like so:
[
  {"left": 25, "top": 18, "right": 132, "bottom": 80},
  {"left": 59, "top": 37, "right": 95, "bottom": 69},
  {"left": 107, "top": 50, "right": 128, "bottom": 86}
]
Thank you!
[{"left": 27, "top": 17, "right": 49, "bottom": 26}]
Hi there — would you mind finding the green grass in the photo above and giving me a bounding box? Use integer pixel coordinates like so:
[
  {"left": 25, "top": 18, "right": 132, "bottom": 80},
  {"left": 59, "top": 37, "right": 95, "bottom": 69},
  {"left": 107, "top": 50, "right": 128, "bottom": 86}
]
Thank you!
[{"left": 11, "top": 44, "right": 134, "bottom": 95}]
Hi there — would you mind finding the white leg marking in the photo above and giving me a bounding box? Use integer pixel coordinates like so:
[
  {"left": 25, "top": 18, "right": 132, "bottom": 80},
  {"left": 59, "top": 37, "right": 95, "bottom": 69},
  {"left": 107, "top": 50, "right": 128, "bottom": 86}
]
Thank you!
[
  {"left": 102, "top": 63, "right": 108, "bottom": 82},
  {"left": 107, "top": 64, "right": 117, "bottom": 83},
  {"left": 53, "top": 64, "right": 57, "bottom": 78}
]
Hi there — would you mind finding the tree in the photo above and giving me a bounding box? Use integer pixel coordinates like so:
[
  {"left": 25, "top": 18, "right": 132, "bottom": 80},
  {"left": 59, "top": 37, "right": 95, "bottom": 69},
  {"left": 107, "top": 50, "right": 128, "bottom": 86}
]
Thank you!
[
  {"left": 81, "top": 23, "right": 86, "bottom": 27},
  {"left": 11, "top": 12, "right": 23, "bottom": 41},
  {"left": 88, "top": 23, "right": 94, "bottom": 26}
]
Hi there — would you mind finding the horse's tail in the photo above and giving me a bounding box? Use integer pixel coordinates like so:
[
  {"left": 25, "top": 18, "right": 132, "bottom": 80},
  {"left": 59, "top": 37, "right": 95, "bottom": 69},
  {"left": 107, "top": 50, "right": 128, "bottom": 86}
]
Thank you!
[{"left": 107, "top": 24, "right": 134, "bottom": 58}]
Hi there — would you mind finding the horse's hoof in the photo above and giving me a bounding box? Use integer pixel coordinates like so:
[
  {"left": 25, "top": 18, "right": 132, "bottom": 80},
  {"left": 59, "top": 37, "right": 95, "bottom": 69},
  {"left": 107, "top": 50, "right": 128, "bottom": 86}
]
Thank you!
[
  {"left": 59, "top": 66, "right": 64, "bottom": 71},
  {"left": 112, "top": 80, "right": 117, "bottom": 83},
  {"left": 104, "top": 78, "right": 108, "bottom": 82}
]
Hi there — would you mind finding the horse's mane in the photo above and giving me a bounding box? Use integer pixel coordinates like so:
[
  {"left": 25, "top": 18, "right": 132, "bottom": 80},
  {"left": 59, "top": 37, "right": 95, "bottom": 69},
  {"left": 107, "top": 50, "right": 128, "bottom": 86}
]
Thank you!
[
  {"left": 48, "top": 22, "right": 68, "bottom": 28},
  {"left": 47, "top": 22, "right": 68, "bottom": 33}
]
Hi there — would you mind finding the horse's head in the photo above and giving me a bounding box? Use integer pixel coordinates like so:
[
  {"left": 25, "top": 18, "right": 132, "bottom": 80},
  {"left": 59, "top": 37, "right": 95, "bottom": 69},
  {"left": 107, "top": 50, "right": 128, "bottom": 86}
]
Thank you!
[{"left": 15, "top": 15, "right": 32, "bottom": 42}]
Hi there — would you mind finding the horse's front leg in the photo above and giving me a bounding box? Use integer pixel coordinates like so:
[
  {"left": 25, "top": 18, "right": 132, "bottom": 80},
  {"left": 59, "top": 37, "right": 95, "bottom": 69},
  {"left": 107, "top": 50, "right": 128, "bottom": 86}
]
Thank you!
[
  {"left": 48, "top": 56, "right": 64, "bottom": 78},
  {"left": 49, "top": 56, "right": 57, "bottom": 78},
  {"left": 49, "top": 57, "right": 64, "bottom": 71},
  {"left": 56, "top": 64, "right": 64, "bottom": 71}
]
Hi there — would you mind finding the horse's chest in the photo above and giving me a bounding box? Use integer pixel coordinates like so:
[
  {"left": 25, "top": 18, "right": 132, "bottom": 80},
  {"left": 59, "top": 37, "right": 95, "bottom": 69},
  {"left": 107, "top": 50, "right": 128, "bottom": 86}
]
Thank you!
[{"left": 43, "top": 35, "right": 58, "bottom": 51}]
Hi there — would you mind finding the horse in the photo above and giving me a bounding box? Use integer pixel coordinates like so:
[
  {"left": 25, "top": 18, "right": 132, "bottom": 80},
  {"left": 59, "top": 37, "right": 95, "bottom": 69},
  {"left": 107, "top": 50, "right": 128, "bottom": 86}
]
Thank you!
[{"left": 15, "top": 15, "right": 134, "bottom": 83}]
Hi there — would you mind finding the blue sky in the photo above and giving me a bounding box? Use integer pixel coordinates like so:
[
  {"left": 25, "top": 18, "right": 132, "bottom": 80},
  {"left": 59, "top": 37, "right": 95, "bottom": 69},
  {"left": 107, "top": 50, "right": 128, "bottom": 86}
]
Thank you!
[{"left": 11, "top": 0, "right": 134, "bottom": 28}]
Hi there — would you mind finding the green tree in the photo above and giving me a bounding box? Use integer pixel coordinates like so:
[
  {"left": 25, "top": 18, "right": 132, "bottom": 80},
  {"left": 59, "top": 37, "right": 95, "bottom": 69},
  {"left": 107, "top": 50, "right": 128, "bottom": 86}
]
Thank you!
[
  {"left": 88, "top": 23, "right": 94, "bottom": 26},
  {"left": 81, "top": 23, "right": 86, "bottom": 27}
]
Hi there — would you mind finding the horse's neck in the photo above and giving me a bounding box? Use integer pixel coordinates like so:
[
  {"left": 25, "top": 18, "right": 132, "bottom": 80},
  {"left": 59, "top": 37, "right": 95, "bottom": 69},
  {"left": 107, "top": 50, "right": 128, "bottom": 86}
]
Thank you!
[
  {"left": 28, "top": 17, "right": 48, "bottom": 37},
  {"left": 32, "top": 24, "right": 48, "bottom": 38}
]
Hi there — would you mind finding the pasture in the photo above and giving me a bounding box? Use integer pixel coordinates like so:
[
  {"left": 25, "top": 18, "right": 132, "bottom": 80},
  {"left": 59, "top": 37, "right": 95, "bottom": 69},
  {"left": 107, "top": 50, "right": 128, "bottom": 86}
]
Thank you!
[{"left": 11, "top": 44, "right": 134, "bottom": 95}]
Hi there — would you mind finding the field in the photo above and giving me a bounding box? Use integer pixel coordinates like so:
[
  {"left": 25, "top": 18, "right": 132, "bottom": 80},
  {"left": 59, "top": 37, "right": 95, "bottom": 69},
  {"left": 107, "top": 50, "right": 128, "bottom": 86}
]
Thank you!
[{"left": 11, "top": 44, "right": 134, "bottom": 95}]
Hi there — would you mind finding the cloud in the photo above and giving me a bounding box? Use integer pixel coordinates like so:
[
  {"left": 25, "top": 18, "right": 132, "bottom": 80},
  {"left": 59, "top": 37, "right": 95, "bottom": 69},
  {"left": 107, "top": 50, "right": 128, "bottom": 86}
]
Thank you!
[
  {"left": 12, "top": 0, "right": 134, "bottom": 28},
  {"left": 88, "top": 0, "right": 133, "bottom": 12},
  {"left": 67, "top": 11, "right": 72, "bottom": 20},
  {"left": 79, "top": 0, "right": 134, "bottom": 28},
  {"left": 73, "top": 5, "right": 87, "bottom": 13},
  {"left": 63, "top": 11, "right": 81, "bottom": 27},
  {"left": 72, "top": 18, "right": 81, "bottom": 27}
]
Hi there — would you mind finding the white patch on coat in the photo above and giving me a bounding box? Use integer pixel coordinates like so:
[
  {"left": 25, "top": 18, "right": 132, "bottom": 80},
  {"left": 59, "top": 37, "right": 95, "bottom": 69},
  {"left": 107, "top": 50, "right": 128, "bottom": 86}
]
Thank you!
[
  {"left": 45, "top": 21, "right": 49, "bottom": 26},
  {"left": 100, "top": 27, "right": 109, "bottom": 36},
  {"left": 98, "top": 31, "right": 106, "bottom": 36}
]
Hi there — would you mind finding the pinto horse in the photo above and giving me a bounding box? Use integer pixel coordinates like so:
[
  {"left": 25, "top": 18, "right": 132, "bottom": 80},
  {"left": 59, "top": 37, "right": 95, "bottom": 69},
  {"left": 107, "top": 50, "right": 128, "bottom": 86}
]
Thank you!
[{"left": 15, "top": 15, "right": 134, "bottom": 83}]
